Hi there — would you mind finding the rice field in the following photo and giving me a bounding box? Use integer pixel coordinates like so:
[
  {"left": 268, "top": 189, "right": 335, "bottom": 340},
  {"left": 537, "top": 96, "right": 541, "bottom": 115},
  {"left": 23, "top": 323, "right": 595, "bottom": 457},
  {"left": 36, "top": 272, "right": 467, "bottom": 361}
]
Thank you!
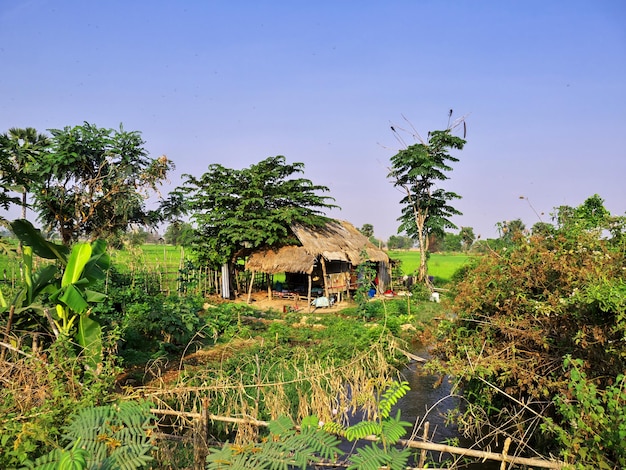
[{"left": 387, "top": 250, "right": 473, "bottom": 282}]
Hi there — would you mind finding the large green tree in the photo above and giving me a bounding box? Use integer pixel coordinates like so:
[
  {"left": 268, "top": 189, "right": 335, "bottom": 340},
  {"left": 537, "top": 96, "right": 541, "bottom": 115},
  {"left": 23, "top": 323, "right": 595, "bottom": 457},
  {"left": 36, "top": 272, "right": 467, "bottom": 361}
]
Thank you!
[
  {"left": 30, "top": 122, "right": 173, "bottom": 245},
  {"left": 387, "top": 129, "right": 466, "bottom": 285},
  {"left": 163, "top": 221, "right": 195, "bottom": 246},
  {"left": 170, "top": 156, "right": 337, "bottom": 267},
  {"left": 0, "top": 134, "right": 20, "bottom": 213},
  {"left": 0, "top": 128, "right": 50, "bottom": 217}
]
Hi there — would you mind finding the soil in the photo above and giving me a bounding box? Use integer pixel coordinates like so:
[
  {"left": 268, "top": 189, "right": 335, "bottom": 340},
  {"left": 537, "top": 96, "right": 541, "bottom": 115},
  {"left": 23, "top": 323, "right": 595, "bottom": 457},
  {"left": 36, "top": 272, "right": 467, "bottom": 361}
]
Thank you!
[{"left": 230, "top": 290, "right": 354, "bottom": 314}]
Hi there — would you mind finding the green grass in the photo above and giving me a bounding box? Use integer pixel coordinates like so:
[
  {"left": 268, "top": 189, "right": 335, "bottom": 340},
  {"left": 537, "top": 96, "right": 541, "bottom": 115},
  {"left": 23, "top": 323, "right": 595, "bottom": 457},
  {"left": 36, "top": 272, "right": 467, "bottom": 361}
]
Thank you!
[
  {"left": 387, "top": 250, "right": 472, "bottom": 282},
  {"left": 109, "top": 243, "right": 184, "bottom": 272}
]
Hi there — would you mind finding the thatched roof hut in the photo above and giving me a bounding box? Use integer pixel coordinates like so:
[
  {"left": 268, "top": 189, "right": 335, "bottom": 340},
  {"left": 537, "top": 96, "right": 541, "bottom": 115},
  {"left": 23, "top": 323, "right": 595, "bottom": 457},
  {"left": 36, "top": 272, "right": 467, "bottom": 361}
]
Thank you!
[{"left": 244, "top": 220, "right": 389, "bottom": 303}]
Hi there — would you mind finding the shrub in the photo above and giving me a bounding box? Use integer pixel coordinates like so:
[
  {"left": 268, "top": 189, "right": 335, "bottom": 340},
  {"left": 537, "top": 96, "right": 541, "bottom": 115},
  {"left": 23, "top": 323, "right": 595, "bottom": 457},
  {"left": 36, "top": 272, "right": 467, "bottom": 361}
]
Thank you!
[{"left": 430, "top": 200, "right": 626, "bottom": 465}]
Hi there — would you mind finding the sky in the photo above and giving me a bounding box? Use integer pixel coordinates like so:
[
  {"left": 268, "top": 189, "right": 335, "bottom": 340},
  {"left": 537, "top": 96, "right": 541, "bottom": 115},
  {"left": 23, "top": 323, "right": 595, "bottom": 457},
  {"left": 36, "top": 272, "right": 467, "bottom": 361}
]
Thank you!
[{"left": 1, "top": 1, "right": 625, "bottom": 241}]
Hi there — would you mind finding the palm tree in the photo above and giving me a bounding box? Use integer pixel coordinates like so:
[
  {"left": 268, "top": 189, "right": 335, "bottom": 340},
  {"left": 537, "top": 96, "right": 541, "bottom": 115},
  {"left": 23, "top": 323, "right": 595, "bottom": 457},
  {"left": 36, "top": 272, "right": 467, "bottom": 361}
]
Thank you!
[{"left": 3, "top": 127, "right": 50, "bottom": 219}]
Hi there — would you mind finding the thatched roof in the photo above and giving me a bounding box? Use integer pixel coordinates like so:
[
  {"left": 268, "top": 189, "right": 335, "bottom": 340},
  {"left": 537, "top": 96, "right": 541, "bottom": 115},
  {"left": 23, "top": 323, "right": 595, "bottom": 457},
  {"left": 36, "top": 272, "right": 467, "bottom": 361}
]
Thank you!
[
  {"left": 244, "top": 245, "right": 316, "bottom": 275},
  {"left": 244, "top": 220, "right": 388, "bottom": 274},
  {"left": 292, "top": 220, "right": 388, "bottom": 264}
]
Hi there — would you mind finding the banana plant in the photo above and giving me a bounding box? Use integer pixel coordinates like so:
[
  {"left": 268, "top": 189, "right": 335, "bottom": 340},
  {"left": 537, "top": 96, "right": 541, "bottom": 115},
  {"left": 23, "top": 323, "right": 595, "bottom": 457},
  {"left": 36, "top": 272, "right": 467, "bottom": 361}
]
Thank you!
[{"left": 7, "top": 220, "right": 110, "bottom": 369}]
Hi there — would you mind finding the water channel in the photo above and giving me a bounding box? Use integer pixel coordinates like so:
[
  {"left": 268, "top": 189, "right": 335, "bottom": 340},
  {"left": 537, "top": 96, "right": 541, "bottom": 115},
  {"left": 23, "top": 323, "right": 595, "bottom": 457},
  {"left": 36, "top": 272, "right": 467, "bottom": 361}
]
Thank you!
[
  {"left": 336, "top": 344, "right": 500, "bottom": 469},
  {"left": 394, "top": 347, "right": 500, "bottom": 469}
]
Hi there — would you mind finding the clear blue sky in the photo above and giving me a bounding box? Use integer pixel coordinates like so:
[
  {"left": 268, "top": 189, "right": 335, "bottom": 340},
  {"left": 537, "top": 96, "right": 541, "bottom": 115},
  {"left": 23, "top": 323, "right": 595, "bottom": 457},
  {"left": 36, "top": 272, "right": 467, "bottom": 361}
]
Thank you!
[{"left": 1, "top": 1, "right": 625, "bottom": 240}]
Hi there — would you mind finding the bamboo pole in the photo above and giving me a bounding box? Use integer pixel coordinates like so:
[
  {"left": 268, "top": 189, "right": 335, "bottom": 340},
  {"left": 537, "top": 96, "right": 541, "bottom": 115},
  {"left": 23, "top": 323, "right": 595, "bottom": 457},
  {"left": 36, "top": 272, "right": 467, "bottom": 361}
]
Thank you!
[
  {"left": 149, "top": 409, "right": 565, "bottom": 469},
  {"left": 397, "top": 437, "right": 563, "bottom": 469}
]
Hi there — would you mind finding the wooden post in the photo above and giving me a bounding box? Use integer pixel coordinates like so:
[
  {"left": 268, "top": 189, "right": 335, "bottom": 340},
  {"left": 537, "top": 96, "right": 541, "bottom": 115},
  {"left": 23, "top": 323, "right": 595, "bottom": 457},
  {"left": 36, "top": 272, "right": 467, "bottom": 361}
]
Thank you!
[
  {"left": 247, "top": 271, "right": 255, "bottom": 304},
  {"left": 307, "top": 274, "right": 312, "bottom": 313},
  {"left": 418, "top": 421, "right": 430, "bottom": 468},
  {"left": 320, "top": 257, "right": 329, "bottom": 299},
  {"left": 193, "top": 398, "right": 209, "bottom": 470}
]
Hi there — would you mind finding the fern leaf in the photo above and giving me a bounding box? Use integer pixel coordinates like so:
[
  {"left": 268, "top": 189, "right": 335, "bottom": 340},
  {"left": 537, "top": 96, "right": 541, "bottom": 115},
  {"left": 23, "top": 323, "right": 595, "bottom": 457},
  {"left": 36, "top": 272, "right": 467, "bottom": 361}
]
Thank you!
[
  {"left": 378, "top": 381, "right": 410, "bottom": 419},
  {"left": 380, "top": 410, "right": 412, "bottom": 444},
  {"left": 268, "top": 415, "right": 294, "bottom": 437},
  {"left": 346, "top": 443, "right": 392, "bottom": 470},
  {"left": 298, "top": 426, "right": 343, "bottom": 461},
  {"left": 321, "top": 420, "right": 346, "bottom": 437},
  {"left": 206, "top": 445, "right": 271, "bottom": 470},
  {"left": 344, "top": 420, "right": 382, "bottom": 441},
  {"left": 299, "top": 414, "right": 319, "bottom": 430},
  {"left": 23, "top": 448, "right": 64, "bottom": 470},
  {"left": 384, "top": 446, "right": 412, "bottom": 470}
]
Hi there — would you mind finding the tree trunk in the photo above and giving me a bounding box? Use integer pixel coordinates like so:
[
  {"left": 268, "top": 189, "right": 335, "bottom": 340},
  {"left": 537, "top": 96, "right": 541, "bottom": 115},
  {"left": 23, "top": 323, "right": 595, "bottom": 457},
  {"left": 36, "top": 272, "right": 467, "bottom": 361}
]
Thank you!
[{"left": 21, "top": 190, "right": 27, "bottom": 220}]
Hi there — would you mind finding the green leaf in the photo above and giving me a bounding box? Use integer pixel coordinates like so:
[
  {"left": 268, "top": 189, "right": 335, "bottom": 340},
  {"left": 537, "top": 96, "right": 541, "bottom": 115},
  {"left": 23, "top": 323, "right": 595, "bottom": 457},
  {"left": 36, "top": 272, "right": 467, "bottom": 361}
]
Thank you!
[
  {"left": 77, "top": 314, "right": 102, "bottom": 370},
  {"left": 62, "top": 243, "right": 92, "bottom": 287},
  {"left": 10, "top": 219, "right": 69, "bottom": 261},
  {"left": 59, "top": 284, "right": 89, "bottom": 313},
  {"left": 82, "top": 239, "right": 110, "bottom": 282},
  {"left": 84, "top": 290, "right": 107, "bottom": 303}
]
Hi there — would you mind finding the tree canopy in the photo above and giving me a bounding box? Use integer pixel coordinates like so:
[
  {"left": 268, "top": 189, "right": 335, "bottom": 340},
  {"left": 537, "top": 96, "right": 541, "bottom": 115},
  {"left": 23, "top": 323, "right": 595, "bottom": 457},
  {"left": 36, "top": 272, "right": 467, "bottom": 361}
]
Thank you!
[
  {"left": 388, "top": 128, "right": 466, "bottom": 283},
  {"left": 29, "top": 122, "right": 173, "bottom": 244},
  {"left": 0, "top": 128, "right": 51, "bottom": 219},
  {"left": 171, "top": 155, "right": 337, "bottom": 266}
]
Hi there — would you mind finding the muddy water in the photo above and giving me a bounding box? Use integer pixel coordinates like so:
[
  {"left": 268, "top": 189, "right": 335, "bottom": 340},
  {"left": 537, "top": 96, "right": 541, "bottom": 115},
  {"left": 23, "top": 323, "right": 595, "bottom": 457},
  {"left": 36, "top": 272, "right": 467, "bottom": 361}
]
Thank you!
[
  {"left": 394, "top": 346, "right": 500, "bottom": 469},
  {"left": 332, "top": 345, "right": 500, "bottom": 468}
]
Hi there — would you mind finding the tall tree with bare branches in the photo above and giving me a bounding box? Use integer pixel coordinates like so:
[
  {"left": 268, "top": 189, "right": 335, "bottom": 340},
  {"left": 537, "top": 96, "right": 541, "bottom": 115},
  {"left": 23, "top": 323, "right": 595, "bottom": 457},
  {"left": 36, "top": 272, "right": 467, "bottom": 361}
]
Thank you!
[{"left": 387, "top": 118, "right": 466, "bottom": 285}]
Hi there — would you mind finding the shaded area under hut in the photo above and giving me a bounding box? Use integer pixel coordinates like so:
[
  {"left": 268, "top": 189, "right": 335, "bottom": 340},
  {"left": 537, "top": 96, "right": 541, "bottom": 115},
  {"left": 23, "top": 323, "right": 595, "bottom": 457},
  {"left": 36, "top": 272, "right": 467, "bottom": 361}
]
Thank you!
[{"left": 243, "top": 220, "right": 390, "bottom": 306}]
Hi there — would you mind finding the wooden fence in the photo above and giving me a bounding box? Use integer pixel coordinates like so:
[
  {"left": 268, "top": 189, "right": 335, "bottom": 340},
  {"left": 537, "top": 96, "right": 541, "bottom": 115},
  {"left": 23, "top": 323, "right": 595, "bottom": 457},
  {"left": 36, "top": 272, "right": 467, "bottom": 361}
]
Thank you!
[{"left": 149, "top": 404, "right": 566, "bottom": 470}]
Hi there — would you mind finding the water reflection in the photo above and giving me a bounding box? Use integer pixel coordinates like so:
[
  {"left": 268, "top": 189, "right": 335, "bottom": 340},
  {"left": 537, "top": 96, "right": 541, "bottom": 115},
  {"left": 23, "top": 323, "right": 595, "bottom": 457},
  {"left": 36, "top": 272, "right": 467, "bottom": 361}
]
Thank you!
[{"left": 395, "top": 346, "right": 500, "bottom": 469}]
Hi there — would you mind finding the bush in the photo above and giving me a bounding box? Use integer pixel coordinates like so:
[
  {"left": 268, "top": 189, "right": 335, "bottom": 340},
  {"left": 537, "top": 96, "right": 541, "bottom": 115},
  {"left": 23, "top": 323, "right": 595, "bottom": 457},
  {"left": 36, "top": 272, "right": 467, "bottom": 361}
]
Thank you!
[{"left": 430, "top": 201, "right": 626, "bottom": 465}]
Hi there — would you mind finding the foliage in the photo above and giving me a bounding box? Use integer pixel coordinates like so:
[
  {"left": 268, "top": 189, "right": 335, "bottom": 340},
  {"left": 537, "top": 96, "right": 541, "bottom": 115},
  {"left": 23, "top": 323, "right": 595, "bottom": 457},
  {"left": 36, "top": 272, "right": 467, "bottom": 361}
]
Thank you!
[
  {"left": 204, "top": 381, "right": 412, "bottom": 470},
  {"left": 163, "top": 220, "right": 195, "bottom": 246},
  {"left": 30, "top": 122, "right": 173, "bottom": 244},
  {"left": 6, "top": 219, "right": 110, "bottom": 369},
  {"left": 495, "top": 218, "right": 526, "bottom": 242},
  {"left": 441, "top": 232, "right": 462, "bottom": 252},
  {"left": 353, "top": 251, "right": 378, "bottom": 319},
  {"left": 206, "top": 415, "right": 342, "bottom": 469},
  {"left": 168, "top": 155, "right": 337, "bottom": 267},
  {"left": 358, "top": 223, "right": 374, "bottom": 238},
  {"left": 386, "top": 234, "right": 414, "bottom": 250},
  {"left": 92, "top": 276, "right": 210, "bottom": 364},
  {"left": 430, "top": 195, "right": 626, "bottom": 465},
  {"left": 0, "top": 337, "right": 120, "bottom": 468},
  {"left": 0, "top": 133, "right": 22, "bottom": 211},
  {"left": 25, "top": 400, "right": 156, "bottom": 470},
  {"left": 459, "top": 226, "right": 475, "bottom": 251},
  {"left": 387, "top": 126, "right": 466, "bottom": 284},
  {"left": 342, "top": 380, "right": 412, "bottom": 470},
  {"left": 0, "top": 127, "right": 50, "bottom": 216},
  {"left": 541, "top": 356, "right": 626, "bottom": 469}
]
